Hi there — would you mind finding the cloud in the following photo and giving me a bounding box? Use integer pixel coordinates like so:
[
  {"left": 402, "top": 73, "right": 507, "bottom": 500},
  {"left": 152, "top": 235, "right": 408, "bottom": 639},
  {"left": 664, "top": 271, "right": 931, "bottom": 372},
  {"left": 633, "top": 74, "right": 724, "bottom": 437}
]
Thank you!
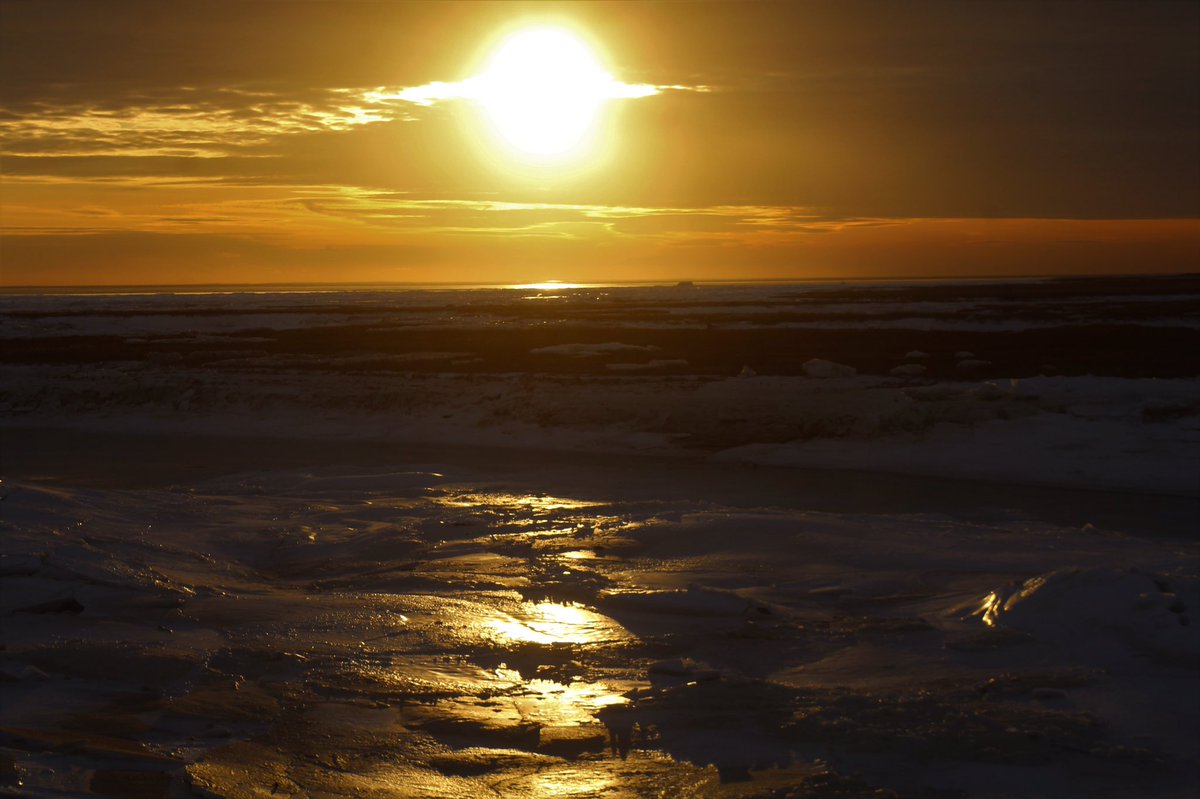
[
  {"left": 0, "top": 230, "right": 439, "bottom": 286},
  {"left": 0, "top": 78, "right": 697, "bottom": 187},
  {"left": 372, "top": 77, "right": 664, "bottom": 108},
  {"left": 9, "top": 218, "right": 1199, "bottom": 287},
  {"left": 3, "top": 1, "right": 1195, "bottom": 219},
  {"left": 285, "top": 193, "right": 882, "bottom": 239},
  {"left": 1, "top": 87, "right": 412, "bottom": 161},
  {"left": 1, "top": 0, "right": 1196, "bottom": 287}
]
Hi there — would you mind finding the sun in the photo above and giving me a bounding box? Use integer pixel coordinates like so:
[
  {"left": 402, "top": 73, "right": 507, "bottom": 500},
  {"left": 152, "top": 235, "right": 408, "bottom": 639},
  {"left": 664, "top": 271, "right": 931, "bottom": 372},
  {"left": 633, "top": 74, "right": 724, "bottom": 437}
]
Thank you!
[
  {"left": 467, "top": 26, "right": 654, "bottom": 161},
  {"left": 385, "top": 24, "right": 660, "bottom": 169}
]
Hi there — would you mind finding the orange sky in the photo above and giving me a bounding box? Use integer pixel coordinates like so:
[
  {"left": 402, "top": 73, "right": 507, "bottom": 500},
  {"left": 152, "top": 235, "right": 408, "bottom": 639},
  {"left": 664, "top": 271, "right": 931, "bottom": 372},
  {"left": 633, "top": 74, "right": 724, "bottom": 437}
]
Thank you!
[{"left": 2, "top": 0, "right": 1198, "bottom": 286}]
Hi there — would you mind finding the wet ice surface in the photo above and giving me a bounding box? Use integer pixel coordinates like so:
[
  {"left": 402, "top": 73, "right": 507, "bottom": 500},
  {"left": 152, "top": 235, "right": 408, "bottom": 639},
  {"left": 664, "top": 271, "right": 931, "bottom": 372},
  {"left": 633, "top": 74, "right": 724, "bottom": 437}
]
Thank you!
[
  {"left": 2, "top": 276, "right": 1198, "bottom": 796},
  {"left": 2, "top": 456, "right": 1197, "bottom": 798}
]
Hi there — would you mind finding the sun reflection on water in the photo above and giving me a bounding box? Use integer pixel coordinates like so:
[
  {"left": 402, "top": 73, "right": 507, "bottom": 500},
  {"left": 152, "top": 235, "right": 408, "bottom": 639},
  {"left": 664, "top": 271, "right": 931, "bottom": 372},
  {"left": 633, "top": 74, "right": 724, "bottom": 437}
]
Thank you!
[
  {"left": 488, "top": 601, "right": 628, "bottom": 645},
  {"left": 977, "top": 591, "right": 1002, "bottom": 627},
  {"left": 431, "top": 490, "right": 622, "bottom": 544},
  {"left": 531, "top": 767, "right": 615, "bottom": 797},
  {"left": 518, "top": 678, "right": 632, "bottom": 726},
  {"left": 434, "top": 491, "right": 603, "bottom": 512}
]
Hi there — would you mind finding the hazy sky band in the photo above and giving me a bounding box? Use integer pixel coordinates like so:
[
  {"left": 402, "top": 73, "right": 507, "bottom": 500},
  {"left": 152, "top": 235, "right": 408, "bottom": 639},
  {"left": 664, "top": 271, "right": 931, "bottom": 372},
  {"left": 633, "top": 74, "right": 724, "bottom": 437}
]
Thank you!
[{"left": 2, "top": 0, "right": 1197, "bottom": 285}]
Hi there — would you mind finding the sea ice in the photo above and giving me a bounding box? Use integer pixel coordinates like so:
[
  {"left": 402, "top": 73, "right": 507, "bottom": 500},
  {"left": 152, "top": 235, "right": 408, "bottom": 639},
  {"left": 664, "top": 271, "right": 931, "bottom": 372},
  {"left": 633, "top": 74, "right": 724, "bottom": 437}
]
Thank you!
[{"left": 801, "top": 358, "right": 857, "bottom": 378}]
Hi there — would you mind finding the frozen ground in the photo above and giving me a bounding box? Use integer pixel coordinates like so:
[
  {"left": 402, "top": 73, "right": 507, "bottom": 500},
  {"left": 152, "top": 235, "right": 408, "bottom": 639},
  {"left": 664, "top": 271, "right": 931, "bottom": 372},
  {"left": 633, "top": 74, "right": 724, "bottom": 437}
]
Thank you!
[
  {"left": 1, "top": 276, "right": 1198, "bottom": 797},
  {"left": 1, "top": 441, "right": 1197, "bottom": 798},
  {"left": 3, "top": 275, "right": 1199, "bottom": 494},
  {"left": 3, "top": 365, "right": 1198, "bottom": 495}
]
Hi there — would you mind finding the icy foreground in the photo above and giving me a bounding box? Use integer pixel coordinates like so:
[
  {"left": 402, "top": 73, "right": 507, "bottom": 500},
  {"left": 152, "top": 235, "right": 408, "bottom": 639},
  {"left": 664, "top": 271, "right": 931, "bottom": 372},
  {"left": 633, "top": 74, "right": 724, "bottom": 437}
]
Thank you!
[
  {"left": 1, "top": 276, "right": 1198, "bottom": 797},
  {"left": 3, "top": 276, "right": 1199, "bottom": 495},
  {"left": 1, "top": 452, "right": 1197, "bottom": 798}
]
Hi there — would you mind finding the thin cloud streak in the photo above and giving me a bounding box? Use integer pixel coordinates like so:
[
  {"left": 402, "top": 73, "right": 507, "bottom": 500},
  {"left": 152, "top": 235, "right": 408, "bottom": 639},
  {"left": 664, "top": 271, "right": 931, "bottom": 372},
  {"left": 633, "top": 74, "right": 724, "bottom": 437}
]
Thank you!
[{"left": 0, "top": 78, "right": 704, "bottom": 161}]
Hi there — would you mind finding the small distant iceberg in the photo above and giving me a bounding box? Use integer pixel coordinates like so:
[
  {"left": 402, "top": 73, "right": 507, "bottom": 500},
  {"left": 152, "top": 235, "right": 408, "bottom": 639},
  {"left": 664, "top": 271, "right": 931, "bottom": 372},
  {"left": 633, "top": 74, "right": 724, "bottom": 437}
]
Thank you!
[{"left": 802, "top": 358, "right": 857, "bottom": 378}]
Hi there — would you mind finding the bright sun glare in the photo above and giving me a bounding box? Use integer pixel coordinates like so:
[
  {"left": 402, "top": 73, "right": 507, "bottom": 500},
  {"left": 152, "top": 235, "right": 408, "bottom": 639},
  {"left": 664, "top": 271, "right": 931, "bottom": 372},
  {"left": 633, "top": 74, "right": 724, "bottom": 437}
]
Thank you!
[
  {"left": 469, "top": 27, "right": 654, "bottom": 160},
  {"left": 387, "top": 25, "right": 659, "bottom": 166}
]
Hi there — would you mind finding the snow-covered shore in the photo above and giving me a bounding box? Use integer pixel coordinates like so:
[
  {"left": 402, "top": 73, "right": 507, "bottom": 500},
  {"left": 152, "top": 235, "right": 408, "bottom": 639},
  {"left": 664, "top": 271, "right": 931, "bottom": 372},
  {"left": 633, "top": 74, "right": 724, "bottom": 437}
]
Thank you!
[
  {"left": 5, "top": 276, "right": 1198, "bottom": 495},
  {"left": 2, "top": 277, "right": 1197, "bottom": 797},
  {"left": 4, "top": 362, "right": 1197, "bottom": 495}
]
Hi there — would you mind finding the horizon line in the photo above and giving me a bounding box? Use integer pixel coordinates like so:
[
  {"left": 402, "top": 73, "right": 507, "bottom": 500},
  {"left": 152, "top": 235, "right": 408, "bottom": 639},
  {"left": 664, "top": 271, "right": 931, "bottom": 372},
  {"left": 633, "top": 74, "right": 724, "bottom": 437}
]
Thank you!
[{"left": 4, "top": 269, "right": 1199, "bottom": 295}]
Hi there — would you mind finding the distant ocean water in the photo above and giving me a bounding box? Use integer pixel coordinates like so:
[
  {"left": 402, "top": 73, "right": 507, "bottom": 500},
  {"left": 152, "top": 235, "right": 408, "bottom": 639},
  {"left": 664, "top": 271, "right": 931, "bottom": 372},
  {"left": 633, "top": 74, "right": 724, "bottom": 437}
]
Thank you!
[{"left": 0, "top": 274, "right": 1063, "bottom": 297}]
